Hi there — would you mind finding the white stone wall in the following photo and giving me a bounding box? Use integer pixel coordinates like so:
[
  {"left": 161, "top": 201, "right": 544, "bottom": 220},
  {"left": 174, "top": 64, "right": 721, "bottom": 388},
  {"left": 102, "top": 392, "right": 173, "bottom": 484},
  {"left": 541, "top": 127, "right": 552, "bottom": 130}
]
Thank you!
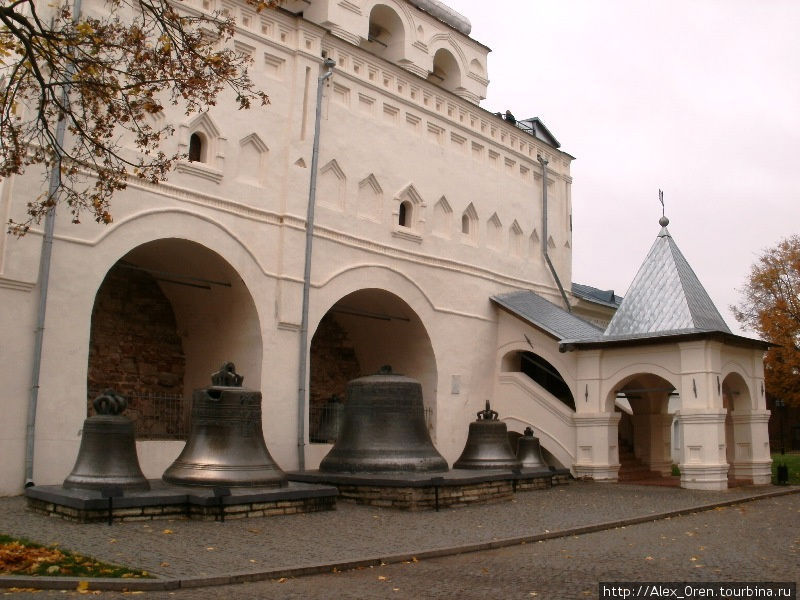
[{"left": 0, "top": 0, "right": 574, "bottom": 495}]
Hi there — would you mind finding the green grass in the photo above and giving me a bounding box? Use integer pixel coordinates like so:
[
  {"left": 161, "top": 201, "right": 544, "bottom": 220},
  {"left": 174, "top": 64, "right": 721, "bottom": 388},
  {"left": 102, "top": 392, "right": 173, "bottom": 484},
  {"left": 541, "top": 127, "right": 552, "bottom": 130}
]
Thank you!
[
  {"left": 0, "top": 534, "right": 149, "bottom": 578},
  {"left": 771, "top": 452, "right": 800, "bottom": 485}
]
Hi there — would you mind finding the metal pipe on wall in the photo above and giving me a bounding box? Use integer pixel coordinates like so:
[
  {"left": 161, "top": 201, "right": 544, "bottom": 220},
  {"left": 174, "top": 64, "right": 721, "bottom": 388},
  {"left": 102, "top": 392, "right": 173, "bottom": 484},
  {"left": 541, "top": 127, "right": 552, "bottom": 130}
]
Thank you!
[
  {"left": 538, "top": 154, "right": 571, "bottom": 313},
  {"left": 296, "top": 57, "right": 336, "bottom": 471},
  {"left": 25, "top": 0, "right": 84, "bottom": 488}
]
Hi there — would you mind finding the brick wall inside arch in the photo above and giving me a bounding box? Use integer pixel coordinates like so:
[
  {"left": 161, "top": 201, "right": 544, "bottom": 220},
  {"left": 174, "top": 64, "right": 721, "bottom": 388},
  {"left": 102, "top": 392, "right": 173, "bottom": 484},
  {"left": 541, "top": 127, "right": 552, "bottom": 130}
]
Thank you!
[{"left": 87, "top": 263, "right": 187, "bottom": 438}]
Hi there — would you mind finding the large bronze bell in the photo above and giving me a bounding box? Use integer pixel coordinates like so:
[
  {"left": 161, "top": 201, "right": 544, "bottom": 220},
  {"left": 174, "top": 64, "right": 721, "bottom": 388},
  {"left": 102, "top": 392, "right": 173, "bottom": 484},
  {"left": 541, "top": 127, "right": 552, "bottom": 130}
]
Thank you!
[
  {"left": 516, "top": 426, "right": 549, "bottom": 470},
  {"left": 453, "top": 401, "right": 522, "bottom": 470},
  {"left": 162, "top": 363, "right": 286, "bottom": 487},
  {"left": 319, "top": 367, "right": 448, "bottom": 473},
  {"left": 64, "top": 390, "right": 150, "bottom": 491}
]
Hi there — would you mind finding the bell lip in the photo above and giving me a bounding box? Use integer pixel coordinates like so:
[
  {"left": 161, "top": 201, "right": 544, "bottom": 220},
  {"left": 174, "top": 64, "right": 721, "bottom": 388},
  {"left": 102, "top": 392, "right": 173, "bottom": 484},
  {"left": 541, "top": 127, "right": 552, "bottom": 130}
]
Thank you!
[
  {"left": 452, "top": 459, "right": 523, "bottom": 470},
  {"left": 161, "top": 473, "right": 288, "bottom": 488},
  {"left": 196, "top": 385, "right": 259, "bottom": 393}
]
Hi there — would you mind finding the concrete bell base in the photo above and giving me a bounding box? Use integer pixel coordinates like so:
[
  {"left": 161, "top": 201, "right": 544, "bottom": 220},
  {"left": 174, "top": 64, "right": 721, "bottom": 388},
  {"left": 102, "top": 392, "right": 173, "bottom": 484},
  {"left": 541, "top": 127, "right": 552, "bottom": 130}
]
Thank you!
[
  {"left": 679, "top": 464, "right": 730, "bottom": 490},
  {"left": 288, "top": 468, "right": 570, "bottom": 511},
  {"left": 24, "top": 479, "right": 337, "bottom": 523},
  {"left": 573, "top": 464, "right": 620, "bottom": 482}
]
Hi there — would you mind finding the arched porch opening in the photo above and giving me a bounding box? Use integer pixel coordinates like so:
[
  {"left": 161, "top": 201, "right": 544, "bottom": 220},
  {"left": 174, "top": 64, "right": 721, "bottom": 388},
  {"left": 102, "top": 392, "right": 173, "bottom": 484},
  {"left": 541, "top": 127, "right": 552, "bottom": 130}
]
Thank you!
[
  {"left": 722, "top": 371, "right": 755, "bottom": 483},
  {"left": 501, "top": 350, "right": 575, "bottom": 411},
  {"left": 87, "top": 238, "right": 262, "bottom": 439},
  {"left": 613, "top": 373, "right": 680, "bottom": 482},
  {"left": 309, "top": 288, "right": 437, "bottom": 445}
]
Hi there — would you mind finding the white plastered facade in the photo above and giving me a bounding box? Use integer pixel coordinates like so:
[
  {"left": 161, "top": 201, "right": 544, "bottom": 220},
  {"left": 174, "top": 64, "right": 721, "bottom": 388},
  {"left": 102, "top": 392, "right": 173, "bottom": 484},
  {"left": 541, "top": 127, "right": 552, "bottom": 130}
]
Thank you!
[{"left": 0, "top": 0, "right": 770, "bottom": 495}]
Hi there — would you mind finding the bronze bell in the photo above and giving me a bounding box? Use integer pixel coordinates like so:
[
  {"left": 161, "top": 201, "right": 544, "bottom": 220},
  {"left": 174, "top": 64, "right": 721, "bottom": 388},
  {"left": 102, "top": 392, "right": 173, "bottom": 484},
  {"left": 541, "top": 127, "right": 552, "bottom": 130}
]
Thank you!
[
  {"left": 453, "top": 401, "right": 522, "bottom": 470},
  {"left": 517, "top": 426, "right": 549, "bottom": 470},
  {"left": 162, "top": 363, "right": 286, "bottom": 487},
  {"left": 63, "top": 390, "right": 150, "bottom": 491},
  {"left": 319, "top": 367, "right": 448, "bottom": 473}
]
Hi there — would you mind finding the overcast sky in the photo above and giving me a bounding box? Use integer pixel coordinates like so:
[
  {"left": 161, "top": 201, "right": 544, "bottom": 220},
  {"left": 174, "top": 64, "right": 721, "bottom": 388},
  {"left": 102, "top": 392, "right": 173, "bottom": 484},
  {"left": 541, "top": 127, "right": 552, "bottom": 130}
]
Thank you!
[{"left": 445, "top": 0, "right": 800, "bottom": 335}]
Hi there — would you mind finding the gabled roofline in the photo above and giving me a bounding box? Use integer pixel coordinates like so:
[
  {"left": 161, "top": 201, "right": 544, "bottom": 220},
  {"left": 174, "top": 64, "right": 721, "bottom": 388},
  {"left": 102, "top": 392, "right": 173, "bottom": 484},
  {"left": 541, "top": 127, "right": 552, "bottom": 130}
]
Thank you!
[{"left": 492, "top": 299, "right": 561, "bottom": 341}]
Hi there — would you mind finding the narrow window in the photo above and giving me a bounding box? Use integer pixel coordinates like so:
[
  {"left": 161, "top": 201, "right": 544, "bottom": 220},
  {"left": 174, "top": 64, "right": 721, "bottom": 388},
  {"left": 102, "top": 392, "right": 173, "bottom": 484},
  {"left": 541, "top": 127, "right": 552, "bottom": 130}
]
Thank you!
[
  {"left": 188, "top": 133, "right": 203, "bottom": 162},
  {"left": 398, "top": 200, "right": 411, "bottom": 227},
  {"left": 461, "top": 213, "right": 470, "bottom": 234}
]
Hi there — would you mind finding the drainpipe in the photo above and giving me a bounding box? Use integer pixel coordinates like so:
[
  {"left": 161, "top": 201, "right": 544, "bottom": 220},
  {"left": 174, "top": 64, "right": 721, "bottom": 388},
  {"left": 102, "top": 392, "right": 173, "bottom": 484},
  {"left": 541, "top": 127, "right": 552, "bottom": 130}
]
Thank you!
[
  {"left": 25, "top": 0, "right": 83, "bottom": 488},
  {"left": 537, "top": 154, "right": 570, "bottom": 313},
  {"left": 296, "top": 57, "right": 335, "bottom": 471}
]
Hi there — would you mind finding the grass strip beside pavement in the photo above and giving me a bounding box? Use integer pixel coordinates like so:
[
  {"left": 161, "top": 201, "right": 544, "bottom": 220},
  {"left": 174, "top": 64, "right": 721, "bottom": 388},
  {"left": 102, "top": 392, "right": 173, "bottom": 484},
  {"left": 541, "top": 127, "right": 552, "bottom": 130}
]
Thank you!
[
  {"left": 0, "top": 534, "right": 150, "bottom": 578},
  {"left": 772, "top": 452, "right": 800, "bottom": 485}
]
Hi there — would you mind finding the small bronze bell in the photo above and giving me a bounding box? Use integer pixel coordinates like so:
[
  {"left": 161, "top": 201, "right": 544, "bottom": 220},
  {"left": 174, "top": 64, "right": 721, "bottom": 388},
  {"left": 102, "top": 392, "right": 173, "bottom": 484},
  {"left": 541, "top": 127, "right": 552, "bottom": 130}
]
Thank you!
[
  {"left": 453, "top": 401, "right": 522, "bottom": 470},
  {"left": 516, "top": 426, "right": 549, "bottom": 470},
  {"left": 319, "top": 367, "right": 448, "bottom": 473},
  {"left": 63, "top": 390, "right": 150, "bottom": 491},
  {"left": 162, "top": 363, "right": 286, "bottom": 487}
]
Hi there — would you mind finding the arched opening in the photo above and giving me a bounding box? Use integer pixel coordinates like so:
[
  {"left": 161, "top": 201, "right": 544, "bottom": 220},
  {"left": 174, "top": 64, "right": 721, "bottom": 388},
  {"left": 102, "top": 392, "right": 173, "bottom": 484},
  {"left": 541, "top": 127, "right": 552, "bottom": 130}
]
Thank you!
[
  {"left": 428, "top": 48, "right": 461, "bottom": 93},
  {"left": 309, "top": 289, "right": 437, "bottom": 445},
  {"left": 87, "top": 239, "right": 262, "bottom": 440},
  {"left": 360, "top": 4, "right": 406, "bottom": 63},
  {"left": 398, "top": 200, "right": 412, "bottom": 227},
  {"left": 613, "top": 373, "right": 679, "bottom": 483},
  {"left": 722, "top": 372, "right": 754, "bottom": 484},
  {"left": 502, "top": 350, "right": 575, "bottom": 411},
  {"left": 461, "top": 213, "right": 470, "bottom": 235},
  {"left": 188, "top": 132, "right": 205, "bottom": 162}
]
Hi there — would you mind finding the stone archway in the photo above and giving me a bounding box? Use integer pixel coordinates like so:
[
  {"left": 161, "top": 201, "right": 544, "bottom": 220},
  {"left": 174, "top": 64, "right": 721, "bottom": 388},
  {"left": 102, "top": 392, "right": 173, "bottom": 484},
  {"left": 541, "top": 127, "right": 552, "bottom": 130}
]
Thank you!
[
  {"left": 308, "top": 288, "right": 437, "bottom": 446},
  {"left": 722, "top": 371, "right": 763, "bottom": 483},
  {"left": 87, "top": 238, "right": 262, "bottom": 440},
  {"left": 612, "top": 373, "right": 678, "bottom": 482}
]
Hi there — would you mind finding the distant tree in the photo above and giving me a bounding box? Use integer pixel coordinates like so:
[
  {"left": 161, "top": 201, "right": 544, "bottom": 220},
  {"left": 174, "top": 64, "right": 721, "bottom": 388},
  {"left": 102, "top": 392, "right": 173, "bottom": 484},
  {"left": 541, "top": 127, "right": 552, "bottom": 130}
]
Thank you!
[
  {"left": 733, "top": 235, "right": 800, "bottom": 407},
  {"left": 0, "top": 0, "right": 276, "bottom": 234}
]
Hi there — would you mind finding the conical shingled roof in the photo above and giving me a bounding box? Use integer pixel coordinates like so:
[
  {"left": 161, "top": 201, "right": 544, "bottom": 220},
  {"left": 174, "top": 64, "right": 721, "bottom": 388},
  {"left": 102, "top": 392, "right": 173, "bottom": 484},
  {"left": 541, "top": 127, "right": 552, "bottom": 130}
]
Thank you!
[{"left": 604, "top": 219, "right": 731, "bottom": 337}]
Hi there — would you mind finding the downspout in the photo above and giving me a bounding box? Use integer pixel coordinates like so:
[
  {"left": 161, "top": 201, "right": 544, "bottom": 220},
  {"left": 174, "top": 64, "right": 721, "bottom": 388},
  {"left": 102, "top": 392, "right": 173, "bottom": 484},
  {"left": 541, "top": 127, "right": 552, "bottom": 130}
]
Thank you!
[
  {"left": 25, "top": 0, "right": 83, "bottom": 488},
  {"left": 296, "top": 57, "right": 335, "bottom": 471},
  {"left": 537, "top": 154, "right": 571, "bottom": 313}
]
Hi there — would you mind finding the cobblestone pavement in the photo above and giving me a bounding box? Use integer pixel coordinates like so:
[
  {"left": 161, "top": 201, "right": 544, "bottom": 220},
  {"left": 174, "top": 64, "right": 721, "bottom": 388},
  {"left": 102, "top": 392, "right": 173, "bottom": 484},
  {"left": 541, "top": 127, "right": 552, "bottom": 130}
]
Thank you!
[{"left": 1, "top": 484, "right": 798, "bottom": 598}]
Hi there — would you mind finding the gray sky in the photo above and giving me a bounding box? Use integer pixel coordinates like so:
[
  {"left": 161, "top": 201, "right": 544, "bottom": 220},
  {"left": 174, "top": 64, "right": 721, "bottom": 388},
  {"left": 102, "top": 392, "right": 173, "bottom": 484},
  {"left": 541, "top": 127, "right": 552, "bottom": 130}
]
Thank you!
[{"left": 446, "top": 0, "right": 800, "bottom": 335}]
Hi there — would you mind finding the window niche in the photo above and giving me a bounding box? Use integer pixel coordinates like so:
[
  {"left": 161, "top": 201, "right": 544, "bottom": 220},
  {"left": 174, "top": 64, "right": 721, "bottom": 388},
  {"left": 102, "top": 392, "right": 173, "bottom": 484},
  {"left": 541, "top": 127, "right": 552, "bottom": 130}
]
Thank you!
[
  {"left": 392, "top": 185, "right": 424, "bottom": 242},
  {"left": 176, "top": 113, "right": 226, "bottom": 183}
]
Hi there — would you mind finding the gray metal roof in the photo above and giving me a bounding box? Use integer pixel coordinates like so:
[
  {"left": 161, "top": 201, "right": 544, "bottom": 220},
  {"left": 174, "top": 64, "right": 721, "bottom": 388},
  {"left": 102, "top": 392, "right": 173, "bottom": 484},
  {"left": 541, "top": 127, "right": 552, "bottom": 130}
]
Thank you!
[
  {"left": 492, "top": 290, "right": 603, "bottom": 341},
  {"left": 604, "top": 223, "right": 731, "bottom": 337},
  {"left": 571, "top": 282, "right": 623, "bottom": 309}
]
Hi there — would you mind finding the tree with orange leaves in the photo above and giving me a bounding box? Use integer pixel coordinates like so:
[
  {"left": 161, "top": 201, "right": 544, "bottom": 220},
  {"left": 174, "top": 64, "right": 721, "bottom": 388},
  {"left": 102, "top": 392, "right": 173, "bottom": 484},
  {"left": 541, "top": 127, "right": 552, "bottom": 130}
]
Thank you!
[
  {"left": 1, "top": 0, "right": 277, "bottom": 234},
  {"left": 733, "top": 235, "right": 800, "bottom": 407}
]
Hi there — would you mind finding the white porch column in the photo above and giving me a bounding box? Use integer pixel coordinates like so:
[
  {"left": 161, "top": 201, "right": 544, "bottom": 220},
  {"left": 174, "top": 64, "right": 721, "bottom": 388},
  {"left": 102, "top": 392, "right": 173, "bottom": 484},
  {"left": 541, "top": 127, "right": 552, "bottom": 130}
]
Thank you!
[
  {"left": 677, "top": 409, "right": 728, "bottom": 490},
  {"left": 573, "top": 412, "right": 621, "bottom": 481},
  {"left": 730, "top": 410, "right": 772, "bottom": 484},
  {"left": 634, "top": 413, "right": 672, "bottom": 475}
]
